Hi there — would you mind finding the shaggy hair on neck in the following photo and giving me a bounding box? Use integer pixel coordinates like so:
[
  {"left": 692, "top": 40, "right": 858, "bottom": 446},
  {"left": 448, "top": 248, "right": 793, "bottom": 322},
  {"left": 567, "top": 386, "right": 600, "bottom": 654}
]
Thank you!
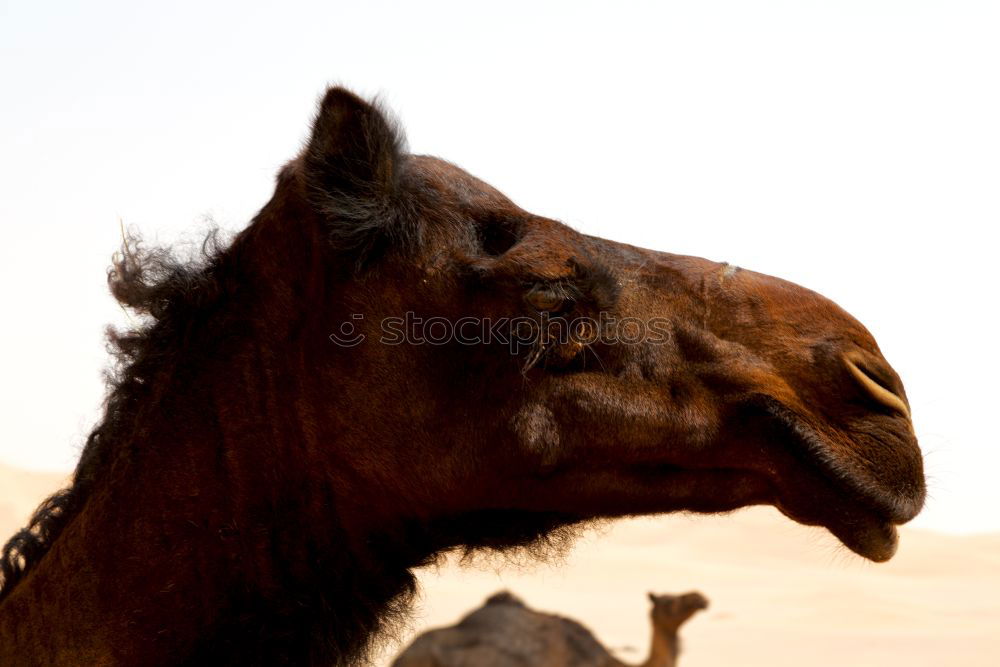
[{"left": 0, "top": 229, "right": 238, "bottom": 603}]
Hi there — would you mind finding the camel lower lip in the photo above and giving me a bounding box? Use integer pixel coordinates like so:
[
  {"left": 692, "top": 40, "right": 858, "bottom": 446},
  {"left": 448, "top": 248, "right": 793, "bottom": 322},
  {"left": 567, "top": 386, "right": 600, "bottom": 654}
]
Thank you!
[
  {"left": 831, "top": 518, "right": 899, "bottom": 563},
  {"left": 775, "top": 498, "right": 900, "bottom": 562}
]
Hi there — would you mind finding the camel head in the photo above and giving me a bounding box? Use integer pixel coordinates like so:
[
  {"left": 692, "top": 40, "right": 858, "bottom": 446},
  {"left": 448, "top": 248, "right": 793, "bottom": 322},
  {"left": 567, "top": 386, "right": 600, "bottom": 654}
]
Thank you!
[
  {"left": 260, "top": 87, "right": 925, "bottom": 565},
  {"left": 647, "top": 591, "right": 709, "bottom": 631}
]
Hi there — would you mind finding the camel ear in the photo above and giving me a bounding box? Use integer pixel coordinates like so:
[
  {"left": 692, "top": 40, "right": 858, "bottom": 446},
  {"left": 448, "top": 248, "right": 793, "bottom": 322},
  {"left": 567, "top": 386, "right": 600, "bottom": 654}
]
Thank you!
[
  {"left": 302, "top": 87, "right": 409, "bottom": 256},
  {"left": 648, "top": 592, "right": 657, "bottom": 604}
]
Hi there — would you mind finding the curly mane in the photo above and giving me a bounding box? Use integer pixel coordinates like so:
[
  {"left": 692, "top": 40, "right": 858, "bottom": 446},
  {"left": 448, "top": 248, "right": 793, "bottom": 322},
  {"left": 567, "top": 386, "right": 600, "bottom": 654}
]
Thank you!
[{"left": 0, "top": 228, "right": 239, "bottom": 602}]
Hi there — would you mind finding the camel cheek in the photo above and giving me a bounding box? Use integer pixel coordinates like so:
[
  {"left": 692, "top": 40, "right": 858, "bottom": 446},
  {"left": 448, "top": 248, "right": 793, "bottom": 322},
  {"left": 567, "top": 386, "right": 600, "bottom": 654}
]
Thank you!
[{"left": 511, "top": 403, "right": 562, "bottom": 467}]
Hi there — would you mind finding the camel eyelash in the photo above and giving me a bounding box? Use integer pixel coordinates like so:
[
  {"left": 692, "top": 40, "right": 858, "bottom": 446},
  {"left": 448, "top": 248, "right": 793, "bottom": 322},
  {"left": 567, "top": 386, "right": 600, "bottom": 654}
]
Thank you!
[{"left": 523, "top": 281, "right": 580, "bottom": 313}]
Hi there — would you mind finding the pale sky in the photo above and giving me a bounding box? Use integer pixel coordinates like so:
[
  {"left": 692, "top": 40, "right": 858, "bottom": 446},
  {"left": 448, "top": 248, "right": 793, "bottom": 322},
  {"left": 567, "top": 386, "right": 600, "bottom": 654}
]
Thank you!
[{"left": 1, "top": 1, "right": 997, "bottom": 534}]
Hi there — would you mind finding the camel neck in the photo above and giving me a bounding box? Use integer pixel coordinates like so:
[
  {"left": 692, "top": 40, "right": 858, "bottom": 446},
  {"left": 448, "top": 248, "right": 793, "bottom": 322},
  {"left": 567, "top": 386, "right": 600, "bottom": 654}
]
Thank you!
[
  {"left": 0, "top": 332, "right": 410, "bottom": 665},
  {"left": 639, "top": 624, "right": 680, "bottom": 667}
]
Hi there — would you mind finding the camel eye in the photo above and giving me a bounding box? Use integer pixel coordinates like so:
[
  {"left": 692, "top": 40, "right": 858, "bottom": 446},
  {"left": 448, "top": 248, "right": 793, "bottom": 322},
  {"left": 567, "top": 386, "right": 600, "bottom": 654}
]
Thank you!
[{"left": 525, "top": 284, "right": 571, "bottom": 312}]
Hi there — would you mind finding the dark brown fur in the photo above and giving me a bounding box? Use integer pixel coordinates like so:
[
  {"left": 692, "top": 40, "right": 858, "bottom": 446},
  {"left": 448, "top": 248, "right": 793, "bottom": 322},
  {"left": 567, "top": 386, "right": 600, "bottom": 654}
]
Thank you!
[{"left": 0, "top": 88, "right": 924, "bottom": 665}]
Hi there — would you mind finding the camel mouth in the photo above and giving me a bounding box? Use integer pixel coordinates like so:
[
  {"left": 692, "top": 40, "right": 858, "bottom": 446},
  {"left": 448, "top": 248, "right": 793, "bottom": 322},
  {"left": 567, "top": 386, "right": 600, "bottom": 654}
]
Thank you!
[
  {"left": 771, "top": 453, "right": 908, "bottom": 562},
  {"left": 832, "top": 514, "right": 900, "bottom": 563},
  {"left": 735, "top": 395, "right": 923, "bottom": 562},
  {"left": 776, "top": 496, "right": 900, "bottom": 562}
]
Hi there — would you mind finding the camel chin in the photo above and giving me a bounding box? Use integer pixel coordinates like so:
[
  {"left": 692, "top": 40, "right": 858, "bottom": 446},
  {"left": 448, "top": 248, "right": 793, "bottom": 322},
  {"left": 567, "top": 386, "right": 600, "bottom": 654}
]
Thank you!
[
  {"left": 775, "top": 500, "right": 900, "bottom": 563},
  {"left": 844, "top": 521, "right": 900, "bottom": 563},
  {"left": 826, "top": 512, "right": 900, "bottom": 563}
]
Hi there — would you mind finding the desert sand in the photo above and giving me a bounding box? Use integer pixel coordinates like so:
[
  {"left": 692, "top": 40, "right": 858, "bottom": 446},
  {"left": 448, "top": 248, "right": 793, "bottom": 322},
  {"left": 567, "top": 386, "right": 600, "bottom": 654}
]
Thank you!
[{"left": 2, "top": 463, "right": 997, "bottom": 666}]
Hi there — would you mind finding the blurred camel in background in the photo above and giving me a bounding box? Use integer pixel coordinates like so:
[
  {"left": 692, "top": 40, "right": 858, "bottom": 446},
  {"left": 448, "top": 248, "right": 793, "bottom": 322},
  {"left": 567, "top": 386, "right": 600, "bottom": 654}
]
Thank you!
[{"left": 393, "top": 589, "right": 709, "bottom": 667}]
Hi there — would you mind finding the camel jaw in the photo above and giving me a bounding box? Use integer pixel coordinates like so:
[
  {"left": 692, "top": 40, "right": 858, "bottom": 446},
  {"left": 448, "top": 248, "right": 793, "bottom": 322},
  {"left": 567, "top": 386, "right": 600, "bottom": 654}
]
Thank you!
[
  {"left": 721, "top": 394, "right": 923, "bottom": 563},
  {"left": 833, "top": 514, "right": 900, "bottom": 563},
  {"left": 774, "top": 496, "right": 900, "bottom": 562},
  {"left": 652, "top": 463, "right": 903, "bottom": 562}
]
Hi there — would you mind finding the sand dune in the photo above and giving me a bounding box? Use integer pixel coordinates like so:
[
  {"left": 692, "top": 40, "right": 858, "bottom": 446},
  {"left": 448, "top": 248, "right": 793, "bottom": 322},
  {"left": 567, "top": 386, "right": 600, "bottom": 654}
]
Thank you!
[{"left": 1, "top": 464, "right": 997, "bottom": 665}]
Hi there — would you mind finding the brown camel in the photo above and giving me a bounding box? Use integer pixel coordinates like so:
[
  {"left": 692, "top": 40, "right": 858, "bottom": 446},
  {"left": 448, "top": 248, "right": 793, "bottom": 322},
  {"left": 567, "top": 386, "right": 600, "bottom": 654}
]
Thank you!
[
  {"left": 393, "top": 590, "right": 709, "bottom": 667},
  {"left": 0, "top": 87, "right": 924, "bottom": 665}
]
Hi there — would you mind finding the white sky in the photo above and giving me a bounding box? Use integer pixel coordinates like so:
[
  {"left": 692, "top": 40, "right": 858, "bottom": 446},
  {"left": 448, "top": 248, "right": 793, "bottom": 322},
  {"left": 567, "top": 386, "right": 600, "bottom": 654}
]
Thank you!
[{"left": 1, "top": 1, "right": 997, "bottom": 534}]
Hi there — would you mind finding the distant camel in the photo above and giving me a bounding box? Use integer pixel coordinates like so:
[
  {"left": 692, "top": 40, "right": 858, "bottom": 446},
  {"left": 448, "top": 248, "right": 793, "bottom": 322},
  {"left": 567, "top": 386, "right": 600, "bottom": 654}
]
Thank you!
[
  {"left": 0, "top": 86, "right": 924, "bottom": 664},
  {"left": 393, "top": 590, "right": 709, "bottom": 667}
]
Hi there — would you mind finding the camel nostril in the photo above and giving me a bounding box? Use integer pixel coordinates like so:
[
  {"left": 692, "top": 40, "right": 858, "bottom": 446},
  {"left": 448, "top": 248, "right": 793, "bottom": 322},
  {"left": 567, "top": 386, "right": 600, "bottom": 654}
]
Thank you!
[{"left": 844, "top": 354, "right": 910, "bottom": 418}]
